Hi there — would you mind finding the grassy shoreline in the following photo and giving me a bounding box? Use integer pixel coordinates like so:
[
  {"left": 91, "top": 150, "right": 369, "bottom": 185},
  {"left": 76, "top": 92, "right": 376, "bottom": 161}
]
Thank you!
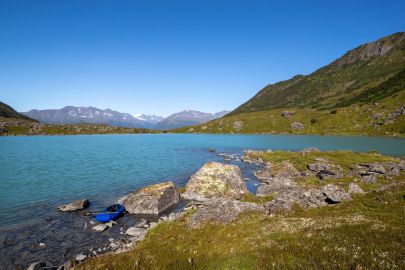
[{"left": 74, "top": 150, "right": 405, "bottom": 270}]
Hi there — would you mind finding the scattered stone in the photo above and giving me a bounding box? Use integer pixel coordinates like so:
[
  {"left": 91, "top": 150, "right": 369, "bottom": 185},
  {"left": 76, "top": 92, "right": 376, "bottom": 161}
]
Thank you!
[
  {"left": 75, "top": 254, "right": 87, "bottom": 262},
  {"left": 39, "top": 242, "right": 46, "bottom": 247},
  {"left": 122, "top": 181, "right": 180, "bottom": 215},
  {"left": 281, "top": 111, "right": 294, "bottom": 117},
  {"left": 136, "top": 219, "right": 147, "bottom": 228},
  {"left": 233, "top": 120, "right": 243, "bottom": 131},
  {"left": 208, "top": 148, "right": 216, "bottom": 153},
  {"left": 125, "top": 227, "right": 147, "bottom": 239},
  {"left": 290, "top": 122, "right": 304, "bottom": 130},
  {"left": 361, "top": 174, "right": 377, "bottom": 184},
  {"left": 300, "top": 147, "right": 321, "bottom": 154},
  {"left": 321, "top": 184, "right": 352, "bottom": 203},
  {"left": 190, "top": 198, "right": 266, "bottom": 226},
  {"left": 58, "top": 199, "right": 90, "bottom": 212},
  {"left": 183, "top": 162, "right": 247, "bottom": 201},
  {"left": 27, "top": 261, "right": 54, "bottom": 270},
  {"left": 92, "top": 223, "right": 109, "bottom": 232},
  {"left": 348, "top": 183, "right": 365, "bottom": 194}
]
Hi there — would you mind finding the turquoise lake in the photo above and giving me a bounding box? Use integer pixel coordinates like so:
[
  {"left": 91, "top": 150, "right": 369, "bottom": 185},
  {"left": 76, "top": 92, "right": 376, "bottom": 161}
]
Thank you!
[{"left": 0, "top": 134, "right": 404, "bottom": 228}]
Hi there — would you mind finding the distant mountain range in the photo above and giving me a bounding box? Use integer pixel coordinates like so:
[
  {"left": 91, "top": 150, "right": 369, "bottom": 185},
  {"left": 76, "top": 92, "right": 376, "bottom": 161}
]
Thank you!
[{"left": 21, "top": 106, "right": 229, "bottom": 130}]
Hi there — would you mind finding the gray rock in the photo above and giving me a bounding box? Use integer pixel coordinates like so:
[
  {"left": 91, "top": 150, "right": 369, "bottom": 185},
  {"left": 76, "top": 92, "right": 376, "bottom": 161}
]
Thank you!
[
  {"left": 348, "top": 183, "right": 365, "bottom": 194},
  {"left": 233, "top": 120, "right": 243, "bottom": 131},
  {"left": 281, "top": 111, "right": 294, "bottom": 117},
  {"left": 27, "top": 261, "right": 53, "bottom": 270},
  {"left": 58, "top": 199, "right": 90, "bottom": 212},
  {"left": 92, "top": 223, "right": 109, "bottom": 232},
  {"left": 256, "top": 178, "right": 297, "bottom": 197},
  {"left": 125, "top": 227, "right": 147, "bottom": 239},
  {"left": 321, "top": 184, "right": 352, "bottom": 203},
  {"left": 123, "top": 181, "right": 180, "bottom": 214},
  {"left": 361, "top": 174, "right": 377, "bottom": 184},
  {"left": 369, "top": 163, "right": 386, "bottom": 174},
  {"left": 316, "top": 169, "right": 341, "bottom": 180},
  {"left": 190, "top": 198, "right": 266, "bottom": 226},
  {"left": 136, "top": 219, "right": 147, "bottom": 228},
  {"left": 300, "top": 147, "right": 321, "bottom": 153},
  {"left": 307, "top": 162, "right": 331, "bottom": 172},
  {"left": 75, "top": 254, "right": 87, "bottom": 262},
  {"left": 290, "top": 121, "right": 304, "bottom": 130},
  {"left": 183, "top": 162, "right": 247, "bottom": 201}
]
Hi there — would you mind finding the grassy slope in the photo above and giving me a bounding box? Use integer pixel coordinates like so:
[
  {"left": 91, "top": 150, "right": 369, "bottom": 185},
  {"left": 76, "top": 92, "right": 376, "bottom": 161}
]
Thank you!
[
  {"left": 0, "top": 101, "right": 35, "bottom": 120},
  {"left": 229, "top": 32, "right": 405, "bottom": 114},
  {"left": 172, "top": 90, "right": 405, "bottom": 136},
  {"left": 76, "top": 151, "right": 405, "bottom": 270},
  {"left": 0, "top": 118, "right": 153, "bottom": 136},
  {"left": 173, "top": 33, "right": 405, "bottom": 137}
]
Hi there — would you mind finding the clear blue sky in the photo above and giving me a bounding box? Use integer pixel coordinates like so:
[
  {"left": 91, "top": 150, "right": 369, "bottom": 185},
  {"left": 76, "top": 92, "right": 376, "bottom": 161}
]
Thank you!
[{"left": 1, "top": 0, "right": 404, "bottom": 116}]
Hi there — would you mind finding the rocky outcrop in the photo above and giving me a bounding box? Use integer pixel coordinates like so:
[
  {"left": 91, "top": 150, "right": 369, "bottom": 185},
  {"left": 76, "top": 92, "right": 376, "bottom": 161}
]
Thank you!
[
  {"left": 290, "top": 122, "right": 304, "bottom": 130},
  {"left": 255, "top": 161, "right": 300, "bottom": 182},
  {"left": 233, "top": 120, "right": 243, "bottom": 131},
  {"left": 321, "top": 184, "right": 352, "bottom": 203},
  {"left": 190, "top": 198, "right": 266, "bottom": 226},
  {"left": 58, "top": 199, "right": 90, "bottom": 212},
  {"left": 307, "top": 159, "right": 342, "bottom": 180},
  {"left": 348, "top": 183, "right": 365, "bottom": 194},
  {"left": 122, "top": 181, "right": 180, "bottom": 215},
  {"left": 182, "top": 162, "right": 247, "bottom": 201}
]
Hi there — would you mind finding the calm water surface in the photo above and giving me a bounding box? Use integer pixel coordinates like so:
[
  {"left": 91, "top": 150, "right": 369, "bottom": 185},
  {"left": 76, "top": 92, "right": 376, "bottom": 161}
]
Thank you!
[{"left": 0, "top": 134, "right": 404, "bottom": 228}]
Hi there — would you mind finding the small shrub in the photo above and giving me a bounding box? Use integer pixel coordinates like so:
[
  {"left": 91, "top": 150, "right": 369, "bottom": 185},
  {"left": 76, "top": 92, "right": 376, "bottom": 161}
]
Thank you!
[
  {"left": 310, "top": 118, "right": 317, "bottom": 124},
  {"left": 330, "top": 109, "right": 338, "bottom": 114}
]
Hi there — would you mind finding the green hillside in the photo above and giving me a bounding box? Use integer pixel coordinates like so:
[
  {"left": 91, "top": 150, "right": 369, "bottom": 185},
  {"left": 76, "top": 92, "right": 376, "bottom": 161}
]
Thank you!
[
  {"left": 0, "top": 101, "right": 35, "bottom": 120},
  {"left": 174, "top": 32, "right": 405, "bottom": 136}
]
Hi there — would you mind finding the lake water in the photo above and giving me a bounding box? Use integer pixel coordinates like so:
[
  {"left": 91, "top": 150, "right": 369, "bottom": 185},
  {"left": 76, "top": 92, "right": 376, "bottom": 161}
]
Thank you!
[
  {"left": 0, "top": 134, "right": 404, "bottom": 268},
  {"left": 1, "top": 134, "right": 404, "bottom": 229}
]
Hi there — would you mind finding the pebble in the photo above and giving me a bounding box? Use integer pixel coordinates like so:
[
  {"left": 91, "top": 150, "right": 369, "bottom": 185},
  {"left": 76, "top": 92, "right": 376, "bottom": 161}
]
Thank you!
[
  {"left": 39, "top": 242, "right": 46, "bottom": 247},
  {"left": 92, "top": 223, "right": 109, "bottom": 232},
  {"left": 75, "top": 254, "right": 87, "bottom": 262}
]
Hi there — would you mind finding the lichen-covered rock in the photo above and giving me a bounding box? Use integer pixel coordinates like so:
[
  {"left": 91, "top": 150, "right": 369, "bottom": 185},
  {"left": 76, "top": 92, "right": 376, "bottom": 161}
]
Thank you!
[
  {"left": 290, "top": 122, "right": 304, "bottom": 130},
  {"left": 255, "top": 161, "right": 300, "bottom": 182},
  {"left": 348, "top": 183, "right": 365, "bottom": 194},
  {"left": 125, "top": 227, "right": 147, "bottom": 240},
  {"left": 321, "top": 184, "right": 352, "bottom": 203},
  {"left": 256, "top": 178, "right": 297, "bottom": 197},
  {"left": 183, "top": 162, "right": 247, "bottom": 201},
  {"left": 123, "top": 181, "right": 180, "bottom": 214},
  {"left": 233, "top": 120, "right": 243, "bottom": 131},
  {"left": 368, "top": 163, "right": 386, "bottom": 174},
  {"left": 190, "top": 198, "right": 266, "bottom": 226},
  {"left": 361, "top": 173, "right": 377, "bottom": 184},
  {"left": 58, "top": 199, "right": 90, "bottom": 212}
]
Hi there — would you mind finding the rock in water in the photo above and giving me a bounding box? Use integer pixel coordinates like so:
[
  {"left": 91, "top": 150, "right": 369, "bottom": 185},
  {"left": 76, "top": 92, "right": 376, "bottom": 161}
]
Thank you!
[
  {"left": 58, "top": 199, "right": 90, "bottom": 212},
  {"left": 321, "top": 184, "right": 352, "bottom": 203},
  {"left": 92, "top": 223, "right": 109, "bottom": 232},
  {"left": 123, "top": 181, "right": 180, "bottom": 214},
  {"left": 183, "top": 162, "right": 247, "bottom": 201},
  {"left": 348, "top": 183, "right": 365, "bottom": 194}
]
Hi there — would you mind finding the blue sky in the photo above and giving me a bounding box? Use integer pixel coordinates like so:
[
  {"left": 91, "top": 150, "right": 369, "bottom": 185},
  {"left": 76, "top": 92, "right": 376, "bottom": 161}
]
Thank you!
[{"left": 1, "top": 0, "right": 404, "bottom": 116}]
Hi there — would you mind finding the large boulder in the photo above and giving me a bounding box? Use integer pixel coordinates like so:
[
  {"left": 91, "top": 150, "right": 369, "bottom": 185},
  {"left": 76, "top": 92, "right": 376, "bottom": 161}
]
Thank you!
[
  {"left": 122, "top": 181, "right": 180, "bottom": 215},
  {"left": 183, "top": 162, "right": 247, "bottom": 201},
  {"left": 190, "top": 198, "right": 266, "bottom": 226},
  {"left": 321, "top": 184, "right": 352, "bottom": 203},
  {"left": 58, "top": 199, "right": 90, "bottom": 212},
  {"left": 348, "top": 183, "right": 365, "bottom": 194}
]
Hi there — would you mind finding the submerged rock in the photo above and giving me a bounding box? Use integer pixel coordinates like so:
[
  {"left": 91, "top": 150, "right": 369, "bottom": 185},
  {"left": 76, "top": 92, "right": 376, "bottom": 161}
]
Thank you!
[
  {"left": 190, "top": 198, "right": 266, "bottom": 226},
  {"left": 183, "top": 162, "right": 247, "bottom": 201},
  {"left": 123, "top": 181, "right": 180, "bottom": 215},
  {"left": 58, "top": 199, "right": 90, "bottom": 212}
]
